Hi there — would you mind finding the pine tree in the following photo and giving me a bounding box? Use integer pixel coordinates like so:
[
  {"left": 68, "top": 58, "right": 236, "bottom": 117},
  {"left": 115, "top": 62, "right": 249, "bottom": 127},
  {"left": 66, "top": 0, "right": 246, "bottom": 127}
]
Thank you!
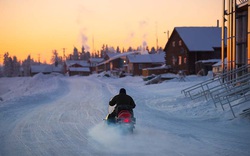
[
  {"left": 116, "top": 46, "right": 121, "bottom": 53},
  {"left": 22, "top": 55, "right": 32, "bottom": 76},
  {"left": 12, "top": 56, "right": 21, "bottom": 77},
  {"left": 73, "top": 47, "right": 79, "bottom": 60},
  {"left": 3, "top": 52, "right": 12, "bottom": 77}
]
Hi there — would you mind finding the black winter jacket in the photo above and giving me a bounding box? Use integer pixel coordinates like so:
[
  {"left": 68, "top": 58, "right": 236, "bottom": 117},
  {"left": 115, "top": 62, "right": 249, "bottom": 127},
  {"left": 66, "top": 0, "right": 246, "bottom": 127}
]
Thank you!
[{"left": 109, "top": 93, "right": 136, "bottom": 110}]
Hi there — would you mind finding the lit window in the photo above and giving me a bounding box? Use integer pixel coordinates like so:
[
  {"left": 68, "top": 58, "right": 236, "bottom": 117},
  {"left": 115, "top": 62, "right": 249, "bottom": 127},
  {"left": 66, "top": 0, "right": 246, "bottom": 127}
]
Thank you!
[
  {"left": 172, "top": 41, "right": 175, "bottom": 47},
  {"left": 184, "top": 57, "right": 187, "bottom": 64},
  {"left": 179, "top": 40, "right": 182, "bottom": 46},
  {"left": 172, "top": 56, "right": 176, "bottom": 65},
  {"left": 179, "top": 56, "right": 182, "bottom": 65}
]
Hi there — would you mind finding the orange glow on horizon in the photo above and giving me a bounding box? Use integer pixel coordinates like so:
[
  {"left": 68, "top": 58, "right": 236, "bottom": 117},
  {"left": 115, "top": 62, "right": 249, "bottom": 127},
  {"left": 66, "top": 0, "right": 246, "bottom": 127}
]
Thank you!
[{"left": 0, "top": 0, "right": 223, "bottom": 65}]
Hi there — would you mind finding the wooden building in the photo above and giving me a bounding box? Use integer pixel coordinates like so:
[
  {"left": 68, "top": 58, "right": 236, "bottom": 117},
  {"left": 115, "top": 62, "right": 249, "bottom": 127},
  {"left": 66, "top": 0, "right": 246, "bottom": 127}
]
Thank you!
[
  {"left": 88, "top": 58, "right": 104, "bottom": 74},
  {"left": 126, "top": 52, "right": 165, "bottom": 76},
  {"left": 64, "top": 60, "right": 90, "bottom": 76},
  {"left": 30, "top": 64, "right": 64, "bottom": 76},
  {"left": 222, "top": 0, "right": 250, "bottom": 72},
  {"left": 96, "top": 51, "right": 140, "bottom": 73},
  {"left": 164, "top": 27, "right": 226, "bottom": 75}
]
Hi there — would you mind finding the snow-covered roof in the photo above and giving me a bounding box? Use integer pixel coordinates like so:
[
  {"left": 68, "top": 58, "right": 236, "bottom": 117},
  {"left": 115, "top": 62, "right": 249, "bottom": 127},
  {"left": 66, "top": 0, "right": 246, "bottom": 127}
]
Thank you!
[
  {"left": 149, "top": 52, "right": 165, "bottom": 62},
  {"left": 69, "top": 67, "right": 90, "bottom": 72},
  {"left": 31, "top": 64, "right": 63, "bottom": 73},
  {"left": 143, "top": 64, "right": 171, "bottom": 70},
  {"left": 127, "top": 52, "right": 165, "bottom": 63},
  {"left": 196, "top": 59, "right": 221, "bottom": 64},
  {"left": 175, "top": 27, "right": 225, "bottom": 51},
  {"left": 89, "top": 58, "right": 104, "bottom": 63},
  {"left": 127, "top": 54, "right": 151, "bottom": 63},
  {"left": 31, "top": 65, "right": 53, "bottom": 73},
  {"left": 98, "top": 51, "right": 140, "bottom": 66},
  {"left": 106, "top": 52, "right": 119, "bottom": 58},
  {"left": 65, "top": 60, "right": 90, "bottom": 67},
  {"left": 52, "top": 65, "right": 63, "bottom": 72},
  {"left": 213, "top": 58, "right": 227, "bottom": 67}
]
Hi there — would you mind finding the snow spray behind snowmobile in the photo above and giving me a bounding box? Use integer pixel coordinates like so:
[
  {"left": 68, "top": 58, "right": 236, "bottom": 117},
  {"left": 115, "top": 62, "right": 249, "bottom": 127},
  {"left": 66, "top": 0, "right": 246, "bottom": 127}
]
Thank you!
[{"left": 104, "top": 105, "right": 136, "bottom": 133}]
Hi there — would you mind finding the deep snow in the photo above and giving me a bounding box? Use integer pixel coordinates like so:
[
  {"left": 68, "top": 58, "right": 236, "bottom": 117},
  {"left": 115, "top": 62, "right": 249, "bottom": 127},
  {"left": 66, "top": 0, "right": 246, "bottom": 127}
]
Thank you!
[{"left": 0, "top": 73, "right": 250, "bottom": 156}]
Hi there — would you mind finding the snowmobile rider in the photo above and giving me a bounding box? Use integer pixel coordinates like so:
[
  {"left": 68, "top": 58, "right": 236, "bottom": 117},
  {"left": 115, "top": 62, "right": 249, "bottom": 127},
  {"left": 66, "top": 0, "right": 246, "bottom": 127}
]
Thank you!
[{"left": 107, "top": 88, "right": 136, "bottom": 122}]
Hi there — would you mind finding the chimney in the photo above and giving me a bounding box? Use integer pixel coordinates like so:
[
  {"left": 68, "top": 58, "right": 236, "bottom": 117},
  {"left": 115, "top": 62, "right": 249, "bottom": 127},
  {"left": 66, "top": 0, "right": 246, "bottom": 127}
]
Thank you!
[{"left": 217, "top": 20, "right": 219, "bottom": 27}]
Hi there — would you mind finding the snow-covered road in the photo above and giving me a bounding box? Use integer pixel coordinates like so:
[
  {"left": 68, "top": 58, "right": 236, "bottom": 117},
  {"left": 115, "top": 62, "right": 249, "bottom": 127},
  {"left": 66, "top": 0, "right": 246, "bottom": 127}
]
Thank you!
[{"left": 0, "top": 74, "right": 250, "bottom": 156}]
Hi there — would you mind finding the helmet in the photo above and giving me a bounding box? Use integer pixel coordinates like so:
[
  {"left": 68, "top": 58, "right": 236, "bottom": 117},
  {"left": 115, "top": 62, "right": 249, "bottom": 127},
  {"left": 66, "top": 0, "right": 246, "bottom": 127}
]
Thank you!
[{"left": 119, "top": 88, "right": 126, "bottom": 94}]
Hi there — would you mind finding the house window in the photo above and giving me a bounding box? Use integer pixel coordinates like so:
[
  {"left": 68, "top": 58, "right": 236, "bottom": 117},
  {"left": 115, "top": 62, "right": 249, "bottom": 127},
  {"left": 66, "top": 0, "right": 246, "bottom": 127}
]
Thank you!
[
  {"left": 180, "top": 47, "right": 184, "bottom": 54},
  {"left": 179, "top": 40, "right": 182, "bottom": 46},
  {"left": 172, "top": 56, "right": 176, "bottom": 65},
  {"left": 172, "top": 41, "right": 175, "bottom": 47},
  {"left": 184, "top": 57, "right": 187, "bottom": 64},
  {"left": 110, "top": 62, "right": 113, "bottom": 70},
  {"left": 178, "top": 56, "right": 182, "bottom": 65}
]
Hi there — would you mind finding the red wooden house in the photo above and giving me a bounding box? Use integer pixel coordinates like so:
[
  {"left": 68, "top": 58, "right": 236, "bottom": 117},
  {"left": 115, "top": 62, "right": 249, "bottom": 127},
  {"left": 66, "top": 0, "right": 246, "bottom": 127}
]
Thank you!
[
  {"left": 96, "top": 51, "right": 140, "bottom": 73},
  {"left": 164, "top": 27, "right": 226, "bottom": 75},
  {"left": 126, "top": 52, "right": 165, "bottom": 76}
]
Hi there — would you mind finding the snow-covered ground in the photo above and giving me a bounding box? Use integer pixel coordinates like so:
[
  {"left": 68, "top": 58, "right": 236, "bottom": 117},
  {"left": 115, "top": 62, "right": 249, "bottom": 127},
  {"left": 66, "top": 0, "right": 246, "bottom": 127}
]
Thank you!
[{"left": 0, "top": 73, "right": 250, "bottom": 156}]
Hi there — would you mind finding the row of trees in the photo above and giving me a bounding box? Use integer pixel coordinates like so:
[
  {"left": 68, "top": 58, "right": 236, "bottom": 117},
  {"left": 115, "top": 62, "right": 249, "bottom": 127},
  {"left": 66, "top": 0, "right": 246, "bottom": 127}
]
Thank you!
[
  {"left": 98, "top": 44, "right": 163, "bottom": 58},
  {"left": 58, "top": 45, "right": 163, "bottom": 61},
  {"left": 0, "top": 52, "right": 38, "bottom": 77},
  {"left": 0, "top": 45, "right": 163, "bottom": 77},
  {"left": 2, "top": 52, "right": 20, "bottom": 77}
]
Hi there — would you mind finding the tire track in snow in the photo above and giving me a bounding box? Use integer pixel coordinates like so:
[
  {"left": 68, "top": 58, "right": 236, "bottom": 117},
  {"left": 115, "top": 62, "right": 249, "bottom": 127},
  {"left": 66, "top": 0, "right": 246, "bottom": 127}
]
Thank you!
[{"left": 7, "top": 76, "right": 114, "bottom": 155}]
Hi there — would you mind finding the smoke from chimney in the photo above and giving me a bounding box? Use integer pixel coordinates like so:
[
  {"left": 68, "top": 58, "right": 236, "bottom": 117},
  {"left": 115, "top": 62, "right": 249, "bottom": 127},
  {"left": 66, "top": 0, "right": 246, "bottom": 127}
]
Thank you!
[{"left": 80, "top": 30, "right": 90, "bottom": 51}]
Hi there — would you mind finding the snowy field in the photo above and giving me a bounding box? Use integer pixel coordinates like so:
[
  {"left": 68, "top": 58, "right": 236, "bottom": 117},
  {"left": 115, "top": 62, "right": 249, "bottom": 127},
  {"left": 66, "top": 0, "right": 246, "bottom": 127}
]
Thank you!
[{"left": 0, "top": 73, "right": 250, "bottom": 156}]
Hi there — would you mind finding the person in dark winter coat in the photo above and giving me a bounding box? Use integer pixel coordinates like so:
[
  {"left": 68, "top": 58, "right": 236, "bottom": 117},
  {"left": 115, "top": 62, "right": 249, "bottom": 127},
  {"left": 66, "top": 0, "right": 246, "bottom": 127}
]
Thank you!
[{"left": 107, "top": 88, "right": 136, "bottom": 122}]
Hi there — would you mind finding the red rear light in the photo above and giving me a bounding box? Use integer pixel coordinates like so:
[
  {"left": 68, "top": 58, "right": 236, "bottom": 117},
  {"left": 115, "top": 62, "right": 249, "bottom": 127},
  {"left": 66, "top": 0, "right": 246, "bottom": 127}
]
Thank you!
[{"left": 123, "top": 118, "right": 130, "bottom": 123}]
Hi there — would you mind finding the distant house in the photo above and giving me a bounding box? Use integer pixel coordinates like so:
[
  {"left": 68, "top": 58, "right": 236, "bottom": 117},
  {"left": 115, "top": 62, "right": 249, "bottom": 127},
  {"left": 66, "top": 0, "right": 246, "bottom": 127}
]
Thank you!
[
  {"left": 142, "top": 65, "right": 171, "bottom": 77},
  {"left": 30, "top": 64, "right": 64, "bottom": 76},
  {"left": 96, "top": 51, "right": 140, "bottom": 73},
  {"left": 212, "top": 58, "right": 227, "bottom": 76},
  {"left": 164, "top": 27, "right": 227, "bottom": 75},
  {"left": 30, "top": 64, "right": 52, "bottom": 76},
  {"left": 88, "top": 58, "right": 104, "bottom": 74},
  {"left": 195, "top": 59, "right": 220, "bottom": 76},
  {"left": 102, "top": 52, "right": 122, "bottom": 72},
  {"left": 65, "top": 60, "right": 90, "bottom": 76},
  {"left": 126, "top": 52, "right": 165, "bottom": 76}
]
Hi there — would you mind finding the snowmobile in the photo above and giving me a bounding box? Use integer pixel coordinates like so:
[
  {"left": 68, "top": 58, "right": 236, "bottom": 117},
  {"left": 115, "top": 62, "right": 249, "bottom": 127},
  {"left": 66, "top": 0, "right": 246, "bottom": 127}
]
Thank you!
[{"left": 104, "top": 105, "right": 136, "bottom": 133}]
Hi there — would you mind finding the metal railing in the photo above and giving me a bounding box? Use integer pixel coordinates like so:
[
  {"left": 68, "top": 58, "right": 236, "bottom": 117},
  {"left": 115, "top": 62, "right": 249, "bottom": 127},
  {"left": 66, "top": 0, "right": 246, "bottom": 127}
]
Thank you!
[
  {"left": 237, "top": 0, "right": 248, "bottom": 5},
  {"left": 181, "top": 64, "right": 250, "bottom": 117}
]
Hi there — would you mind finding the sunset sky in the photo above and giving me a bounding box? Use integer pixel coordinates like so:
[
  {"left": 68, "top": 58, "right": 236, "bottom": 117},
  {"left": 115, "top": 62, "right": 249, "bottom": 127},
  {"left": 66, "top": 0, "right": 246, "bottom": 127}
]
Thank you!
[{"left": 0, "top": 0, "right": 222, "bottom": 64}]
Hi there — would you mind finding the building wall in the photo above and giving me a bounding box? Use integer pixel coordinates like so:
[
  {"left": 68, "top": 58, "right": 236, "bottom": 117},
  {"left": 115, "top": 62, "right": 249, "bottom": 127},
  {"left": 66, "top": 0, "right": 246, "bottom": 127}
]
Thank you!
[
  {"left": 189, "top": 51, "right": 221, "bottom": 74},
  {"left": 248, "top": 1, "right": 250, "bottom": 65},
  {"left": 110, "top": 59, "right": 122, "bottom": 70},
  {"left": 142, "top": 68, "right": 171, "bottom": 77},
  {"left": 129, "top": 63, "right": 152, "bottom": 76},
  {"left": 236, "top": 3, "right": 248, "bottom": 67},
  {"left": 164, "top": 28, "right": 223, "bottom": 75},
  {"left": 164, "top": 29, "right": 189, "bottom": 74},
  {"left": 226, "top": 0, "right": 249, "bottom": 71},
  {"left": 69, "top": 71, "right": 90, "bottom": 76}
]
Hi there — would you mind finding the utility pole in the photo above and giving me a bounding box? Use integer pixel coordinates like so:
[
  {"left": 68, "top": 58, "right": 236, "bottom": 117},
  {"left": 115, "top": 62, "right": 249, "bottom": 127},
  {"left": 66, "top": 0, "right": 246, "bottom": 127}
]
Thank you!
[
  {"left": 92, "top": 34, "right": 95, "bottom": 56},
  {"left": 62, "top": 48, "right": 66, "bottom": 61},
  {"left": 155, "top": 22, "right": 159, "bottom": 52},
  {"left": 38, "top": 53, "right": 40, "bottom": 64},
  {"left": 164, "top": 30, "right": 170, "bottom": 41}
]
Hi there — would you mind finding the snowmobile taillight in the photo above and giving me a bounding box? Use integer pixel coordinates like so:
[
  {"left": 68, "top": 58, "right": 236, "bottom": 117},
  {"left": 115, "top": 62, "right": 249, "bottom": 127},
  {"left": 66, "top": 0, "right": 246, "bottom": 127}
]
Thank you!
[{"left": 123, "top": 118, "right": 130, "bottom": 123}]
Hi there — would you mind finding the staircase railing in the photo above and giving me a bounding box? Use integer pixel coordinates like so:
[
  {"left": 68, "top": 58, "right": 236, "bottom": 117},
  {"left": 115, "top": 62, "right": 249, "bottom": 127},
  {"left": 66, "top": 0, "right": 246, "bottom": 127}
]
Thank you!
[
  {"left": 182, "top": 64, "right": 250, "bottom": 99},
  {"left": 181, "top": 64, "right": 250, "bottom": 117}
]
